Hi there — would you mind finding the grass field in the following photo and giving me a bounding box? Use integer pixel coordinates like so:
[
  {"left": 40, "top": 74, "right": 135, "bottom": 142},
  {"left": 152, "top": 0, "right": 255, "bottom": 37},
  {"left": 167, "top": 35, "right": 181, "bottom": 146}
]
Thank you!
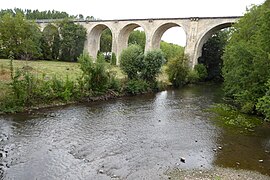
[
  {"left": 0, "top": 59, "right": 126, "bottom": 101},
  {"left": 0, "top": 59, "right": 169, "bottom": 102}
]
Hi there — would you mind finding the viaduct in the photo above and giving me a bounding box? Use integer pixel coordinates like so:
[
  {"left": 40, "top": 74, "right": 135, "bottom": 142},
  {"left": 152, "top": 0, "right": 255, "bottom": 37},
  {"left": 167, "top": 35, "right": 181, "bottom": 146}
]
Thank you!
[{"left": 37, "top": 16, "right": 240, "bottom": 67}]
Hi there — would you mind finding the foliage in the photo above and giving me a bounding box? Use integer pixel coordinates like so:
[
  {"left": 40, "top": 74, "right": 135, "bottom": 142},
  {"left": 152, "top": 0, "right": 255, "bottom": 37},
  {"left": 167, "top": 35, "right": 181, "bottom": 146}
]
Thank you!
[
  {"left": 186, "top": 70, "right": 200, "bottom": 84},
  {"left": 41, "top": 24, "right": 60, "bottom": 60},
  {"left": 78, "top": 52, "right": 110, "bottom": 94},
  {"left": 0, "top": 58, "right": 78, "bottom": 113},
  {"left": 120, "top": 45, "right": 144, "bottom": 80},
  {"left": 194, "top": 64, "right": 208, "bottom": 81},
  {"left": 111, "top": 52, "right": 117, "bottom": 65},
  {"left": 256, "top": 80, "right": 270, "bottom": 121},
  {"left": 198, "top": 30, "right": 230, "bottom": 81},
  {"left": 0, "top": 13, "right": 42, "bottom": 59},
  {"left": 125, "top": 79, "right": 149, "bottom": 95},
  {"left": 59, "top": 20, "right": 87, "bottom": 61},
  {"left": 141, "top": 49, "right": 165, "bottom": 83},
  {"left": 100, "top": 28, "right": 112, "bottom": 53},
  {"left": 160, "top": 41, "right": 184, "bottom": 62},
  {"left": 0, "top": 8, "right": 94, "bottom": 20},
  {"left": 222, "top": 1, "right": 270, "bottom": 114},
  {"left": 209, "top": 103, "right": 263, "bottom": 129},
  {"left": 96, "top": 53, "right": 106, "bottom": 63},
  {"left": 128, "top": 30, "right": 146, "bottom": 50},
  {"left": 166, "top": 52, "right": 190, "bottom": 87}
]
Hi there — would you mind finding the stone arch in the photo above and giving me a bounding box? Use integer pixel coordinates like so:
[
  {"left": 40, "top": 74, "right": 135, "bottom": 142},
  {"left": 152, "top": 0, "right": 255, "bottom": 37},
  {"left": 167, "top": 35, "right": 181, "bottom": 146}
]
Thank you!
[
  {"left": 117, "top": 23, "right": 147, "bottom": 59},
  {"left": 151, "top": 23, "right": 187, "bottom": 49},
  {"left": 86, "top": 24, "right": 113, "bottom": 59},
  {"left": 193, "top": 22, "right": 234, "bottom": 67}
]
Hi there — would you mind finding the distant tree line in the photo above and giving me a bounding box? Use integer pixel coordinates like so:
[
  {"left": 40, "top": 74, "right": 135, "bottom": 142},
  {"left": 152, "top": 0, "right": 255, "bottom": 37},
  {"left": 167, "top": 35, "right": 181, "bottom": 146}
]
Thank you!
[
  {"left": 0, "top": 8, "right": 94, "bottom": 20},
  {"left": 0, "top": 11, "right": 87, "bottom": 61}
]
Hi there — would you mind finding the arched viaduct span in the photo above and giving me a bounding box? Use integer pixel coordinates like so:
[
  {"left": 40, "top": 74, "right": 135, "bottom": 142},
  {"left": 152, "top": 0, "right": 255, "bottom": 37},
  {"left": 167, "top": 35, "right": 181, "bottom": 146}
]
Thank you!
[{"left": 37, "top": 16, "right": 241, "bottom": 67}]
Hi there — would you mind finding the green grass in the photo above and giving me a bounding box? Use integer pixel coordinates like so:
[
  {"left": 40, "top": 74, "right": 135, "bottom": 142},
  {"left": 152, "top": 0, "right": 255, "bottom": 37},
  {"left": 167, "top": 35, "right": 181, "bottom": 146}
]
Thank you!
[
  {"left": 208, "top": 103, "right": 263, "bottom": 130},
  {"left": 0, "top": 59, "right": 126, "bottom": 102},
  {"left": 0, "top": 59, "right": 82, "bottom": 81}
]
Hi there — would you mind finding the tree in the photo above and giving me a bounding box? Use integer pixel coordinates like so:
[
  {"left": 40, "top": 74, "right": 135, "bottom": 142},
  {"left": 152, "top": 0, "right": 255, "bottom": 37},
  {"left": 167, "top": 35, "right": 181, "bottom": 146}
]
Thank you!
[
  {"left": 160, "top": 41, "right": 184, "bottom": 62},
  {"left": 41, "top": 24, "right": 60, "bottom": 60},
  {"left": 128, "top": 30, "right": 146, "bottom": 50},
  {"left": 141, "top": 50, "right": 165, "bottom": 83},
  {"left": 120, "top": 45, "right": 144, "bottom": 80},
  {"left": 0, "top": 13, "right": 42, "bottom": 59},
  {"left": 59, "top": 20, "right": 87, "bottom": 61},
  {"left": 222, "top": 0, "right": 270, "bottom": 114},
  {"left": 198, "top": 30, "right": 230, "bottom": 81},
  {"left": 100, "top": 28, "right": 112, "bottom": 58},
  {"left": 166, "top": 52, "right": 190, "bottom": 88}
]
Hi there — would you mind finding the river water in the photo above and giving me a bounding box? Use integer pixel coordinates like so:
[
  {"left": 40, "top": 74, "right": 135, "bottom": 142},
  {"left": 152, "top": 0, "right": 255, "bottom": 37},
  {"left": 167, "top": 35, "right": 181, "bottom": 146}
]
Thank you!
[{"left": 0, "top": 84, "right": 269, "bottom": 179}]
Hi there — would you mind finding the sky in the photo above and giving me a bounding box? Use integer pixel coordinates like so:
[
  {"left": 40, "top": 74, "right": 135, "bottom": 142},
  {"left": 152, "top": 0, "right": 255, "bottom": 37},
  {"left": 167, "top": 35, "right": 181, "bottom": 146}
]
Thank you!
[{"left": 0, "top": 0, "right": 265, "bottom": 46}]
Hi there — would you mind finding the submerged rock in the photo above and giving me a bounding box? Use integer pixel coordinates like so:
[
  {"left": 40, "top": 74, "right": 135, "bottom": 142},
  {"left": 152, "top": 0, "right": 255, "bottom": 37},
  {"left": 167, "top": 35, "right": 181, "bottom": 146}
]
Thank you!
[{"left": 180, "top": 157, "right": 186, "bottom": 163}]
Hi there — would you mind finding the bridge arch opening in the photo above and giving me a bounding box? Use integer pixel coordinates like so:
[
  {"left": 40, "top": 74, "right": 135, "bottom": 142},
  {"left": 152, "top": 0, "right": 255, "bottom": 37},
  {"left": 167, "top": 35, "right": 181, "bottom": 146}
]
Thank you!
[
  {"left": 100, "top": 28, "right": 113, "bottom": 62},
  {"left": 128, "top": 27, "right": 146, "bottom": 51},
  {"left": 86, "top": 24, "right": 113, "bottom": 60},
  {"left": 196, "top": 23, "right": 233, "bottom": 81},
  {"left": 152, "top": 23, "right": 186, "bottom": 61},
  {"left": 118, "top": 23, "right": 146, "bottom": 56}
]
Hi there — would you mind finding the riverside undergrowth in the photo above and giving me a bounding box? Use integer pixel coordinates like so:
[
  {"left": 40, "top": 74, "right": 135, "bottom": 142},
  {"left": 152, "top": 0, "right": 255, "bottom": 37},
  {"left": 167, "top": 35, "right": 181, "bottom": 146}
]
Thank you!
[
  {"left": 207, "top": 103, "right": 263, "bottom": 131},
  {"left": 0, "top": 54, "right": 122, "bottom": 114}
]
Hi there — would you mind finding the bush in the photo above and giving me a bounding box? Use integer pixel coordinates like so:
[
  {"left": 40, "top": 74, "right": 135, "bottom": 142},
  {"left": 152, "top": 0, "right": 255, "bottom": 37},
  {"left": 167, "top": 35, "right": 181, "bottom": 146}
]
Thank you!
[
  {"left": 166, "top": 52, "right": 190, "bottom": 88},
  {"left": 194, "top": 64, "right": 207, "bottom": 81},
  {"left": 141, "top": 49, "right": 165, "bottom": 83},
  {"left": 186, "top": 70, "right": 199, "bottom": 84},
  {"left": 256, "top": 80, "right": 270, "bottom": 121},
  {"left": 111, "top": 52, "right": 117, "bottom": 65},
  {"left": 125, "top": 79, "right": 149, "bottom": 95},
  {"left": 78, "top": 52, "right": 110, "bottom": 94},
  {"left": 120, "top": 45, "right": 144, "bottom": 80}
]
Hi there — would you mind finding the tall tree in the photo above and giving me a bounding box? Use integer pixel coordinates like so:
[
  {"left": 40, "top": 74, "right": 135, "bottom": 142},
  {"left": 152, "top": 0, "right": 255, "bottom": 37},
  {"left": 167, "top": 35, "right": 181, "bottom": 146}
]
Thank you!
[
  {"left": 41, "top": 24, "right": 60, "bottom": 60},
  {"left": 198, "top": 30, "right": 230, "bottom": 81},
  {"left": 0, "top": 13, "right": 42, "bottom": 59},
  {"left": 58, "top": 20, "right": 87, "bottom": 61},
  {"left": 222, "top": 0, "right": 270, "bottom": 114}
]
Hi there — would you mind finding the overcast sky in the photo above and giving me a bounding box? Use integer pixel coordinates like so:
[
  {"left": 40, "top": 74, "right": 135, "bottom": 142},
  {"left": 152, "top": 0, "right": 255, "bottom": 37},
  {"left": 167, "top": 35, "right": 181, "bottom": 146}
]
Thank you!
[{"left": 0, "top": 0, "right": 265, "bottom": 45}]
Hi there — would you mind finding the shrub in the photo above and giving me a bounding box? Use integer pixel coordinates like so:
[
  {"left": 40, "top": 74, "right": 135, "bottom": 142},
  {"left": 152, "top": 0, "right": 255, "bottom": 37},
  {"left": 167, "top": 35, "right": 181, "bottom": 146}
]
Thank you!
[
  {"left": 78, "top": 52, "right": 110, "bottom": 94},
  {"left": 125, "top": 79, "right": 149, "bottom": 95},
  {"left": 111, "top": 52, "right": 117, "bottom": 65},
  {"left": 166, "top": 52, "right": 190, "bottom": 88},
  {"left": 186, "top": 70, "right": 199, "bottom": 84},
  {"left": 141, "top": 49, "right": 165, "bottom": 83},
  {"left": 256, "top": 80, "right": 270, "bottom": 121},
  {"left": 194, "top": 64, "right": 207, "bottom": 81},
  {"left": 120, "top": 45, "right": 144, "bottom": 80}
]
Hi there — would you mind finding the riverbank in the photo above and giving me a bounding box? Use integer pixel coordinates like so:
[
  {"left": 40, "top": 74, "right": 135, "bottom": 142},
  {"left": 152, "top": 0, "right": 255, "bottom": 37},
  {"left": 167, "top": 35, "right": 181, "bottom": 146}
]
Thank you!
[{"left": 0, "top": 59, "right": 169, "bottom": 114}]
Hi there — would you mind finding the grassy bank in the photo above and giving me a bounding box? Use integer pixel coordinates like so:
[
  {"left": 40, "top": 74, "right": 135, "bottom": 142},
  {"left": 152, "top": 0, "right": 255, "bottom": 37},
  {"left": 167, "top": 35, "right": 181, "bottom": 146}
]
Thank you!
[
  {"left": 0, "top": 57, "right": 170, "bottom": 114},
  {"left": 0, "top": 59, "right": 128, "bottom": 113},
  {"left": 0, "top": 59, "right": 126, "bottom": 86}
]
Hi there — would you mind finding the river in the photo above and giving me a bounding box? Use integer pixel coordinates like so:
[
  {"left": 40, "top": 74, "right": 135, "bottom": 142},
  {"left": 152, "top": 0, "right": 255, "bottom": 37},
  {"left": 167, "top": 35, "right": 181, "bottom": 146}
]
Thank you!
[{"left": 0, "top": 84, "right": 269, "bottom": 179}]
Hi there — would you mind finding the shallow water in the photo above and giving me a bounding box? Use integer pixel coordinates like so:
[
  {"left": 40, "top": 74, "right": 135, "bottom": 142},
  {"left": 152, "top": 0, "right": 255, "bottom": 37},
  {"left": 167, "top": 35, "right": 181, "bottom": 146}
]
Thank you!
[{"left": 0, "top": 84, "right": 269, "bottom": 179}]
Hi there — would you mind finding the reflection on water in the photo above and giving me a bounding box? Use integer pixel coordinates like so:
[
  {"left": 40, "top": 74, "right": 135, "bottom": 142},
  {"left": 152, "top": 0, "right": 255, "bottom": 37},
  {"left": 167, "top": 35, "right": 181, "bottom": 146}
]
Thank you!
[{"left": 0, "top": 84, "right": 269, "bottom": 179}]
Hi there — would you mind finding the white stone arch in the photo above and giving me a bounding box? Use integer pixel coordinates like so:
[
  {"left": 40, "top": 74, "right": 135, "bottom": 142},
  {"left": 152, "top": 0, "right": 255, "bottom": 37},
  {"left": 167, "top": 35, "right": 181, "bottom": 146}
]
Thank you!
[
  {"left": 151, "top": 22, "right": 188, "bottom": 49},
  {"left": 192, "top": 22, "right": 234, "bottom": 67},
  {"left": 86, "top": 23, "right": 113, "bottom": 59},
  {"left": 116, "top": 22, "right": 147, "bottom": 60}
]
